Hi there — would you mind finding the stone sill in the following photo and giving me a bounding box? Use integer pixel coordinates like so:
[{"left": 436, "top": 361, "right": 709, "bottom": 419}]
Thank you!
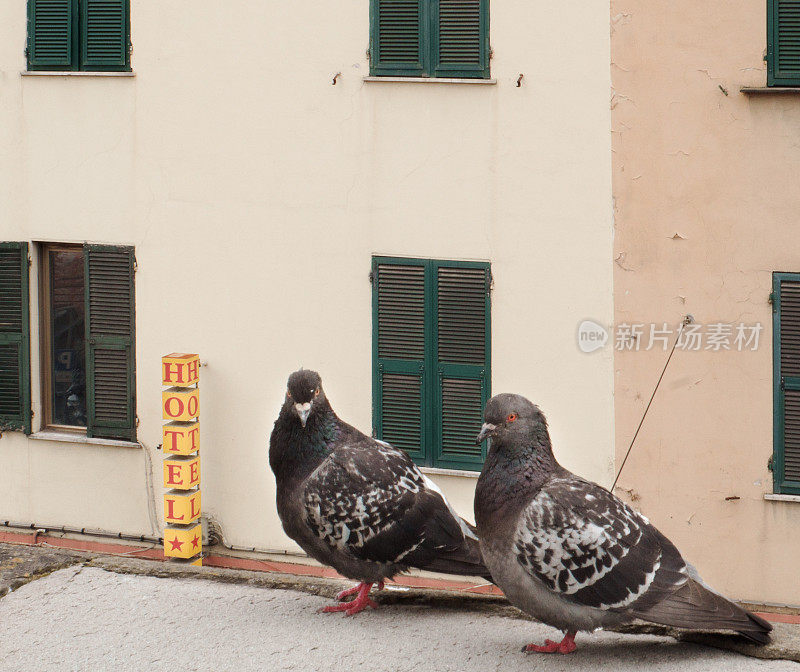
[
  {"left": 420, "top": 466, "right": 480, "bottom": 479},
  {"left": 363, "top": 76, "right": 496, "bottom": 85},
  {"left": 21, "top": 71, "right": 135, "bottom": 77},
  {"left": 741, "top": 86, "right": 800, "bottom": 95},
  {"left": 29, "top": 430, "right": 139, "bottom": 449},
  {"left": 764, "top": 493, "right": 800, "bottom": 503}
]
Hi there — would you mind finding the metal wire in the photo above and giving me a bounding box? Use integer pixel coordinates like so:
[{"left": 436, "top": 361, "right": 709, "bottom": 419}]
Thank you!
[{"left": 611, "top": 316, "right": 692, "bottom": 492}]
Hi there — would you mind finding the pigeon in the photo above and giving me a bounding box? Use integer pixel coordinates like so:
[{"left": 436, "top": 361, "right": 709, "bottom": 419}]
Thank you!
[
  {"left": 474, "top": 393, "right": 772, "bottom": 654},
  {"left": 269, "top": 369, "right": 490, "bottom": 615}
]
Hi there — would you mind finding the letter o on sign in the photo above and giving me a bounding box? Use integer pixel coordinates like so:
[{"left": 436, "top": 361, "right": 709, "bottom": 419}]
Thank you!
[
  {"left": 187, "top": 395, "right": 198, "bottom": 417},
  {"left": 165, "top": 396, "right": 184, "bottom": 418}
]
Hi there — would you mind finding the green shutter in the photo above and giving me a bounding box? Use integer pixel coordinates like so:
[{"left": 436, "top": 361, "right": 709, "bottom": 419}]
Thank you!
[
  {"left": 373, "top": 257, "right": 491, "bottom": 470},
  {"left": 0, "top": 243, "right": 31, "bottom": 434},
  {"left": 370, "top": 0, "right": 489, "bottom": 79},
  {"left": 85, "top": 245, "right": 136, "bottom": 441},
  {"left": 28, "top": 0, "right": 76, "bottom": 70},
  {"left": 768, "top": 0, "right": 800, "bottom": 86},
  {"left": 80, "top": 0, "right": 129, "bottom": 70},
  {"left": 433, "top": 262, "right": 490, "bottom": 470},
  {"left": 370, "top": 0, "right": 426, "bottom": 76},
  {"left": 432, "top": 0, "right": 489, "bottom": 79},
  {"left": 373, "top": 259, "right": 429, "bottom": 463},
  {"left": 774, "top": 273, "right": 800, "bottom": 494}
]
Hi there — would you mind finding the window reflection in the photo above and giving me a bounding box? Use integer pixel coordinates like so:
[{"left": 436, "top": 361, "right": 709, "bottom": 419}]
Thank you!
[{"left": 50, "top": 249, "right": 86, "bottom": 427}]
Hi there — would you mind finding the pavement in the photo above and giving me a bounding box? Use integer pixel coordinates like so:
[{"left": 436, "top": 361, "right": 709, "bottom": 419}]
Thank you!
[{"left": 0, "top": 543, "right": 799, "bottom": 671}]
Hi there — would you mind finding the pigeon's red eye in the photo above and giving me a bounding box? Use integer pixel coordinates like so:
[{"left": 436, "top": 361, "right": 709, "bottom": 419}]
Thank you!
[
  {"left": 287, "top": 391, "right": 292, "bottom": 399},
  {"left": 314, "top": 388, "right": 320, "bottom": 397},
  {"left": 507, "top": 413, "right": 518, "bottom": 422}
]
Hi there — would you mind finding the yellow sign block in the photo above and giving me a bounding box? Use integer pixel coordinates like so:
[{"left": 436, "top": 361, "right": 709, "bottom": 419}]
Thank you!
[
  {"left": 163, "top": 455, "right": 201, "bottom": 490},
  {"left": 162, "top": 353, "right": 200, "bottom": 387},
  {"left": 164, "top": 523, "right": 202, "bottom": 559},
  {"left": 164, "top": 489, "right": 201, "bottom": 524},
  {"left": 162, "top": 421, "right": 200, "bottom": 455},
  {"left": 162, "top": 387, "right": 199, "bottom": 421}
]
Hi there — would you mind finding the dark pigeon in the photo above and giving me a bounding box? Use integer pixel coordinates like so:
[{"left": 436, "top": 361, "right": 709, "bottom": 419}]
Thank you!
[
  {"left": 269, "top": 369, "right": 490, "bottom": 615},
  {"left": 474, "top": 393, "right": 772, "bottom": 654}
]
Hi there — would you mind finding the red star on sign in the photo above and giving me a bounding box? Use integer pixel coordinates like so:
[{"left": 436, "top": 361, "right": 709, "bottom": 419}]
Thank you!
[
  {"left": 169, "top": 537, "right": 184, "bottom": 551},
  {"left": 191, "top": 535, "right": 200, "bottom": 549}
]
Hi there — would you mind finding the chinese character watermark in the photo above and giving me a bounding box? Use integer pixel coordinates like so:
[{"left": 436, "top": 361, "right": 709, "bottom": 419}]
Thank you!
[{"left": 577, "top": 320, "right": 763, "bottom": 353}]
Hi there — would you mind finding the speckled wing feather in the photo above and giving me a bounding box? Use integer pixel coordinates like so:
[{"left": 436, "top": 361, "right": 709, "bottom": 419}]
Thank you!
[
  {"left": 514, "top": 477, "right": 688, "bottom": 611},
  {"left": 303, "top": 440, "right": 470, "bottom": 566}
]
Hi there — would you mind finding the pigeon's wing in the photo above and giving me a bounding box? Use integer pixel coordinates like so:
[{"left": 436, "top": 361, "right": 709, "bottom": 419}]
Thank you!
[
  {"left": 302, "top": 440, "right": 471, "bottom": 566},
  {"left": 514, "top": 477, "right": 688, "bottom": 611}
]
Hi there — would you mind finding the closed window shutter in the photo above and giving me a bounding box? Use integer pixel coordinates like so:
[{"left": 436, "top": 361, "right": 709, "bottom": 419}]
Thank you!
[
  {"left": 775, "top": 274, "right": 800, "bottom": 493},
  {"left": 371, "top": 0, "right": 425, "bottom": 76},
  {"left": 0, "top": 243, "right": 31, "bottom": 434},
  {"left": 434, "top": 263, "right": 490, "bottom": 470},
  {"left": 81, "top": 0, "right": 129, "bottom": 70},
  {"left": 85, "top": 245, "right": 136, "bottom": 441},
  {"left": 432, "top": 0, "right": 489, "bottom": 79},
  {"left": 769, "top": 0, "right": 800, "bottom": 86},
  {"left": 28, "top": 0, "right": 75, "bottom": 69},
  {"left": 373, "top": 260, "right": 428, "bottom": 463}
]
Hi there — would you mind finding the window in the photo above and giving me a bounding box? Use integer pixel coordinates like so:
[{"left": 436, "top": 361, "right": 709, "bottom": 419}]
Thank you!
[
  {"left": 773, "top": 273, "right": 800, "bottom": 494},
  {"left": 0, "top": 241, "right": 136, "bottom": 441},
  {"left": 372, "top": 257, "right": 491, "bottom": 471},
  {"left": 27, "top": 0, "right": 131, "bottom": 72},
  {"left": 369, "top": 0, "right": 489, "bottom": 79},
  {"left": 768, "top": 0, "right": 800, "bottom": 86}
]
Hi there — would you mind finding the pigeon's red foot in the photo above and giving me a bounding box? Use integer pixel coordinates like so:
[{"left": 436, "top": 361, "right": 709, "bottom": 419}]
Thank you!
[
  {"left": 335, "top": 580, "right": 385, "bottom": 602},
  {"left": 522, "top": 631, "right": 577, "bottom": 655},
  {"left": 322, "top": 582, "right": 379, "bottom": 616}
]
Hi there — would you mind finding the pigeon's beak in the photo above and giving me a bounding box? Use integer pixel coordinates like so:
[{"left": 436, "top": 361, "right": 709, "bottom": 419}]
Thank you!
[
  {"left": 294, "top": 402, "right": 312, "bottom": 428},
  {"left": 476, "top": 423, "right": 496, "bottom": 445}
]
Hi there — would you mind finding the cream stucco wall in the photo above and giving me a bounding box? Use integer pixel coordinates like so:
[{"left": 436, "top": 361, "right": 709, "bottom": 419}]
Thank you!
[
  {"left": 612, "top": 0, "right": 800, "bottom": 604},
  {"left": 1, "top": 2, "right": 612, "bottom": 554}
]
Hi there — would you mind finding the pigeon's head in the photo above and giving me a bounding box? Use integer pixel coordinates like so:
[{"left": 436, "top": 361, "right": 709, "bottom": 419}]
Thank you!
[
  {"left": 476, "top": 393, "right": 549, "bottom": 448},
  {"left": 285, "top": 369, "right": 326, "bottom": 428}
]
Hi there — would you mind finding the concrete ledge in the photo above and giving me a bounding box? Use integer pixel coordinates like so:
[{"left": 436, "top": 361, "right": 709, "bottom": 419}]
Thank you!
[
  {"left": 2, "top": 535, "right": 799, "bottom": 662},
  {"left": 363, "top": 76, "right": 496, "bottom": 85},
  {"left": 764, "top": 493, "right": 800, "bottom": 503},
  {"left": 740, "top": 86, "right": 800, "bottom": 95},
  {"left": 21, "top": 71, "right": 135, "bottom": 77},
  {"left": 29, "top": 431, "right": 139, "bottom": 449}
]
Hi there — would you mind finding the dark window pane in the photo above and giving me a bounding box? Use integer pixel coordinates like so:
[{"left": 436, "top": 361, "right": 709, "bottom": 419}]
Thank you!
[{"left": 50, "top": 249, "right": 86, "bottom": 426}]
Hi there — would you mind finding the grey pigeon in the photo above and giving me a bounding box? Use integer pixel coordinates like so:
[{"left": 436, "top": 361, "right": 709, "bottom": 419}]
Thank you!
[
  {"left": 269, "top": 369, "right": 490, "bottom": 615},
  {"left": 474, "top": 393, "right": 771, "bottom": 653}
]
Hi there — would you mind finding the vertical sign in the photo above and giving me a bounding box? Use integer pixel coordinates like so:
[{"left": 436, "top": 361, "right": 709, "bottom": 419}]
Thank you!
[{"left": 162, "top": 353, "right": 202, "bottom": 565}]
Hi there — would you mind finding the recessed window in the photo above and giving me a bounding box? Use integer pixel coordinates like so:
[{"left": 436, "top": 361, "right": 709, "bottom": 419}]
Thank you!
[
  {"left": 0, "top": 240, "right": 136, "bottom": 440},
  {"left": 370, "top": 0, "right": 490, "bottom": 79}
]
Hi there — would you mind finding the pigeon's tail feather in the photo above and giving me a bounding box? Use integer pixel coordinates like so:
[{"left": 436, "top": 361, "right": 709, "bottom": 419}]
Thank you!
[
  {"left": 419, "top": 530, "right": 494, "bottom": 583},
  {"left": 631, "top": 578, "right": 772, "bottom": 645}
]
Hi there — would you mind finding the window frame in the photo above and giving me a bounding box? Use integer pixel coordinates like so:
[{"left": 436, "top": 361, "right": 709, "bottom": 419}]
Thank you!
[
  {"left": 772, "top": 272, "right": 800, "bottom": 495},
  {"left": 26, "top": 0, "right": 131, "bottom": 73},
  {"left": 369, "top": 0, "right": 490, "bottom": 80},
  {"left": 371, "top": 255, "right": 491, "bottom": 471}
]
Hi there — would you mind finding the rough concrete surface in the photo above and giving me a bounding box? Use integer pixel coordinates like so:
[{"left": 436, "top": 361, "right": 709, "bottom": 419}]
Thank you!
[
  {"left": 0, "top": 565, "right": 798, "bottom": 672},
  {"left": 0, "top": 543, "right": 81, "bottom": 597}
]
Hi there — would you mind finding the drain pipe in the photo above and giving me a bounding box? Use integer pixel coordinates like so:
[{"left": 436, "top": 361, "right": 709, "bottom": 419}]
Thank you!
[{"left": 1, "top": 520, "right": 162, "bottom": 545}]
